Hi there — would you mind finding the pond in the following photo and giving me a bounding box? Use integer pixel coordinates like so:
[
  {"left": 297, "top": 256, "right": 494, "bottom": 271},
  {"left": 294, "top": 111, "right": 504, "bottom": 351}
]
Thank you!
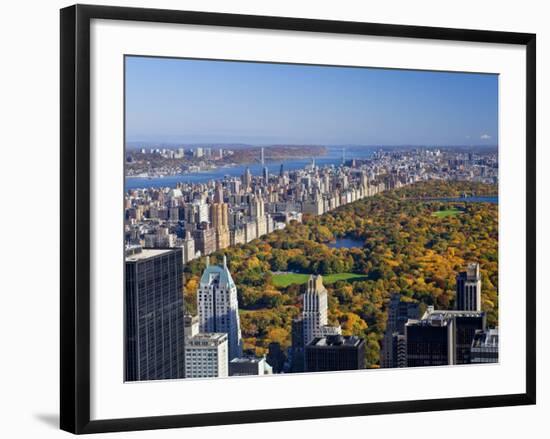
[{"left": 327, "top": 237, "right": 364, "bottom": 249}]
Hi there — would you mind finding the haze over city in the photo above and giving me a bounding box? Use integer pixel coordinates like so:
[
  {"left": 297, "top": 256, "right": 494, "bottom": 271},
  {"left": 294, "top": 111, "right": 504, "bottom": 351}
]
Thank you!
[{"left": 125, "top": 56, "right": 498, "bottom": 146}]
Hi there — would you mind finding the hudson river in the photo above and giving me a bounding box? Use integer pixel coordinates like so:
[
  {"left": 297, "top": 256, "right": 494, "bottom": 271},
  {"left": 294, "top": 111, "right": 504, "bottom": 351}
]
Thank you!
[{"left": 125, "top": 146, "right": 375, "bottom": 190}]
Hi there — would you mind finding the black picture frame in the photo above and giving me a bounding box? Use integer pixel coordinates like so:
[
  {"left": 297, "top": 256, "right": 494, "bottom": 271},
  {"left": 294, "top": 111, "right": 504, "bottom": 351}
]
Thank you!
[{"left": 60, "top": 4, "right": 536, "bottom": 434}]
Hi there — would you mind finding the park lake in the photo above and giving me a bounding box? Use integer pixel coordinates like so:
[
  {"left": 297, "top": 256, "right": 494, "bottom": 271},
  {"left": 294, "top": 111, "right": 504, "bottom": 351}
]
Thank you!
[{"left": 327, "top": 237, "right": 365, "bottom": 249}]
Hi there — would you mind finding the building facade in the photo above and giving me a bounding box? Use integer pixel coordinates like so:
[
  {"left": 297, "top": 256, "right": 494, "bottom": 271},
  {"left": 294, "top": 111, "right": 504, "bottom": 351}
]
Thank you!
[
  {"left": 125, "top": 247, "right": 185, "bottom": 381},
  {"left": 470, "top": 328, "right": 499, "bottom": 363},
  {"left": 184, "top": 333, "right": 228, "bottom": 379},
  {"left": 229, "top": 357, "right": 273, "bottom": 376},
  {"left": 290, "top": 317, "right": 305, "bottom": 373},
  {"left": 305, "top": 335, "right": 365, "bottom": 372},
  {"left": 456, "top": 262, "right": 482, "bottom": 311},
  {"left": 303, "top": 275, "right": 329, "bottom": 345},
  {"left": 381, "top": 293, "right": 420, "bottom": 368},
  {"left": 405, "top": 307, "right": 486, "bottom": 367},
  {"left": 184, "top": 313, "right": 199, "bottom": 338},
  {"left": 197, "top": 256, "right": 243, "bottom": 360}
]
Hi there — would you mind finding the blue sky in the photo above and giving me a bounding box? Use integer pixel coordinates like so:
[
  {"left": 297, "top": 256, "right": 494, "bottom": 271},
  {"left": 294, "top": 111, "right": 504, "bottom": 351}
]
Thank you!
[{"left": 125, "top": 56, "right": 498, "bottom": 146}]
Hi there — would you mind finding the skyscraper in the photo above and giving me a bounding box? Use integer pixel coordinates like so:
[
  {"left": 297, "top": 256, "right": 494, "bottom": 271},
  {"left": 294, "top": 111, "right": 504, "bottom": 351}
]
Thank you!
[
  {"left": 197, "top": 256, "right": 243, "bottom": 360},
  {"left": 125, "top": 247, "right": 185, "bottom": 381},
  {"left": 182, "top": 231, "right": 195, "bottom": 263},
  {"left": 305, "top": 335, "right": 365, "bottom": 372},
  {"left": 302, "top": 275, "right": 341, "bottom": 345},
  {"left": 405, "top": 307, "right": 485, "bottom": 367},
  {"left": 290, "top": 317, "right": 305, "bottom": 372},
  {"left": 213, "top": 183, "right": 224, "bottom": 204},
  {"left": 405, "top": 316, "right": 451, "bottom": 367},
  {"left": 381, "top": 293, "right": 420, "bottom": 368},
  {"left": 250, "top": 192, "right": 265, "bottom": 219},
  {"left": 192, "top": 223, "right": 216, "bottom": 256},
  {"left": 303, "top": 275, "right": 328, "bottom": 345},
  {"left": 456, "top": 262, "right": 482, "bottom": 311},
  {"left": 242, "top": 167, "right": 252, "bottom": 189}
]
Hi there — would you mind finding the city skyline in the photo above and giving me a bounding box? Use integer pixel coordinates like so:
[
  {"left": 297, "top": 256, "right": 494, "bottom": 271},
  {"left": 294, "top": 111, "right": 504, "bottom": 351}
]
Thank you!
[
  {"left": 124, "top": 145, "right": 499, "bottom": 380},
  {"left": 125, "top": 56, "right": 498, "bottom": 146},
  {"left": 123, "top": 56, "right": 499, "bottom": 381}
]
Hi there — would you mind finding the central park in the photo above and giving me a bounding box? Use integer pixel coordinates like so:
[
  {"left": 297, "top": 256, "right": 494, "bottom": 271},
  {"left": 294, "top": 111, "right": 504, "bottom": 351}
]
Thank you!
[{"left": 183, "top": 180, "right": 498, "bottom": 367}]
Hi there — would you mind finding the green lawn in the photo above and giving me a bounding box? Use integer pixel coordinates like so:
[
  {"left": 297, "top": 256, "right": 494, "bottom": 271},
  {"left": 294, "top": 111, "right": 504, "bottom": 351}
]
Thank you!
[
  {"left": 432, "top": 208, "right": 462, "bottom": 218},
  {"left": 271, "top": 272, "right": 367, "bottom": 287}
]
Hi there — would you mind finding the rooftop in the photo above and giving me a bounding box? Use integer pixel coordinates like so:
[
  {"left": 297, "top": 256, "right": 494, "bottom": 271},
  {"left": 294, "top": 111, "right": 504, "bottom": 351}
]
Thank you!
[
  {"left": 308, "top": 335, "right": 363, "bottom": 348},
  {"left": 199, "top": 255, "right": 236, "bottom": 288},
  {"left": 186, "top": 332, "right": 228, "bottom": 346},
  {"left": 125, "top": 247, "right": 174, "bottom": 262},
  {"left": 421, "top": 306, "right": 485, "bottom": 320},
  {"left": 406, "top": 307, "right": 485, "bottom": 328},
  {"left": 230, "top": 357, "right": 264, "bottom": 364},
  {"left": 472, "top": 328, "right": 499, "bottom": 348}
]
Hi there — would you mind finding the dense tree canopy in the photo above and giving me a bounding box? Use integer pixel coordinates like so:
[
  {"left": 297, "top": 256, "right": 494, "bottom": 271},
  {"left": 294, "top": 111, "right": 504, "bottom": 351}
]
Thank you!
[{"left": 184, "top": 181, "right": 498, "bottom": 366}]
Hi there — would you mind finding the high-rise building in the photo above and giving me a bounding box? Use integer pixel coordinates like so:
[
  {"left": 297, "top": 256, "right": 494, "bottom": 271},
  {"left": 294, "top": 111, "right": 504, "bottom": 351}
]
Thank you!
[
  {"left": 229, "top": 357, "right": 273, "bottom": 376},
  {"left": 125, "top": 247, "right": 185, "bottom": 381},
  {"left": 230, "top": 227, "right": 246, "bottom": 246},
  {"left": 213, "top": 184, "right": 224, "bottom": 204},
  {"left": 381, "top": 294, "right": 420, "bottom": 368},
  {"left": 210, "top": 202, "right": 230, "bottom": 250},
  {"left": 192, "top": 224, "right": 216, "bottom": 256},
  {"left": 456, "top": 262, "right": 482, "bottom": 311},
  {"left": 303, "top": 275, "right": 328, "bottom": 345},
  {"left": 290, "top": 317, "right": 305, "bottom": 372},
  {"left": 242, "top": 167, "right": 252, "bottom": 189},
  {"left": 251, "top": 194, "right": 265, "bottom": 219},
  {"left": 266, "top": 342, "right": 286, "bottom": 373},
  {"left": 184, "top": 333, "right": 228, "bottom": 378},
  {"left": 143, "top": 227, "right": 176, "bottom": 248},
  {"left": 302, "top": 275, "right": 341, "bottom": 345},
  {"left": 182, "top": 231, "right": 195, "bottom": 263},
  {"left": 392, "top": 333, "right": 407, "bottom": 368},
  {"left": 470, "top": 328, "right": 499, "bottom": 363},
  {"left": 305, "top": 335, "right": 365, "bottom": 372},
  {"left": 192, "top": 199, "right": 209, "bottom": 224},
  {"left": 244, "top": 220, "right": 257, "bottom": 242},
  {"left": 405, "top": 307, "right": 485, "bottom": 367},
  {"left": 215, "top": 227, "right": 230, "bottom": 251},
  {"left": 197, "top": 256, "right": 243, "bottom": 360},
  {"left": 256, "top": 216, "right": 267, "bottom": 237},
  {"left": 210, "top": 203, "right": 229, "bottom": 230},
  {"left": 405, "top": 316, "right": 451, "bottom": 367}
]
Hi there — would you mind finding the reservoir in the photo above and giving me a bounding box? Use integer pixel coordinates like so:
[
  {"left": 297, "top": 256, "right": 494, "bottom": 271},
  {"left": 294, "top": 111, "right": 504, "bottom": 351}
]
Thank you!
[
  {"left": 327, "top": 237, "right": 364, "bottom": 249},
  {"left": 429, "top": 196, "right": 498, "bottom": 204}
]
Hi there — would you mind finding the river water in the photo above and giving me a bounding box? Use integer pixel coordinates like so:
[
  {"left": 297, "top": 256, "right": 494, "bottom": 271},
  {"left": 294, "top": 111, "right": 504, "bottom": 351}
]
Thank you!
[{"left": 125, "top": 146, "right": 375, "bottom": 190}]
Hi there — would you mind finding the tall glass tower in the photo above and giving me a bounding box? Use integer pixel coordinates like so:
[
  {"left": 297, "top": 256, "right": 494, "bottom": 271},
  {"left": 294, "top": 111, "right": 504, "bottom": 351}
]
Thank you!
[{"left": 125, "top": 247, "right": 185, "bottom": 381}]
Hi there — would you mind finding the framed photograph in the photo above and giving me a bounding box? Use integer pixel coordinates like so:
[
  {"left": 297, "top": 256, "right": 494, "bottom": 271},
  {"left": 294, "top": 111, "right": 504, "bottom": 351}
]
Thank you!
[{"left": 60, "top": 4, "right": 536, "bottom": 434}]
